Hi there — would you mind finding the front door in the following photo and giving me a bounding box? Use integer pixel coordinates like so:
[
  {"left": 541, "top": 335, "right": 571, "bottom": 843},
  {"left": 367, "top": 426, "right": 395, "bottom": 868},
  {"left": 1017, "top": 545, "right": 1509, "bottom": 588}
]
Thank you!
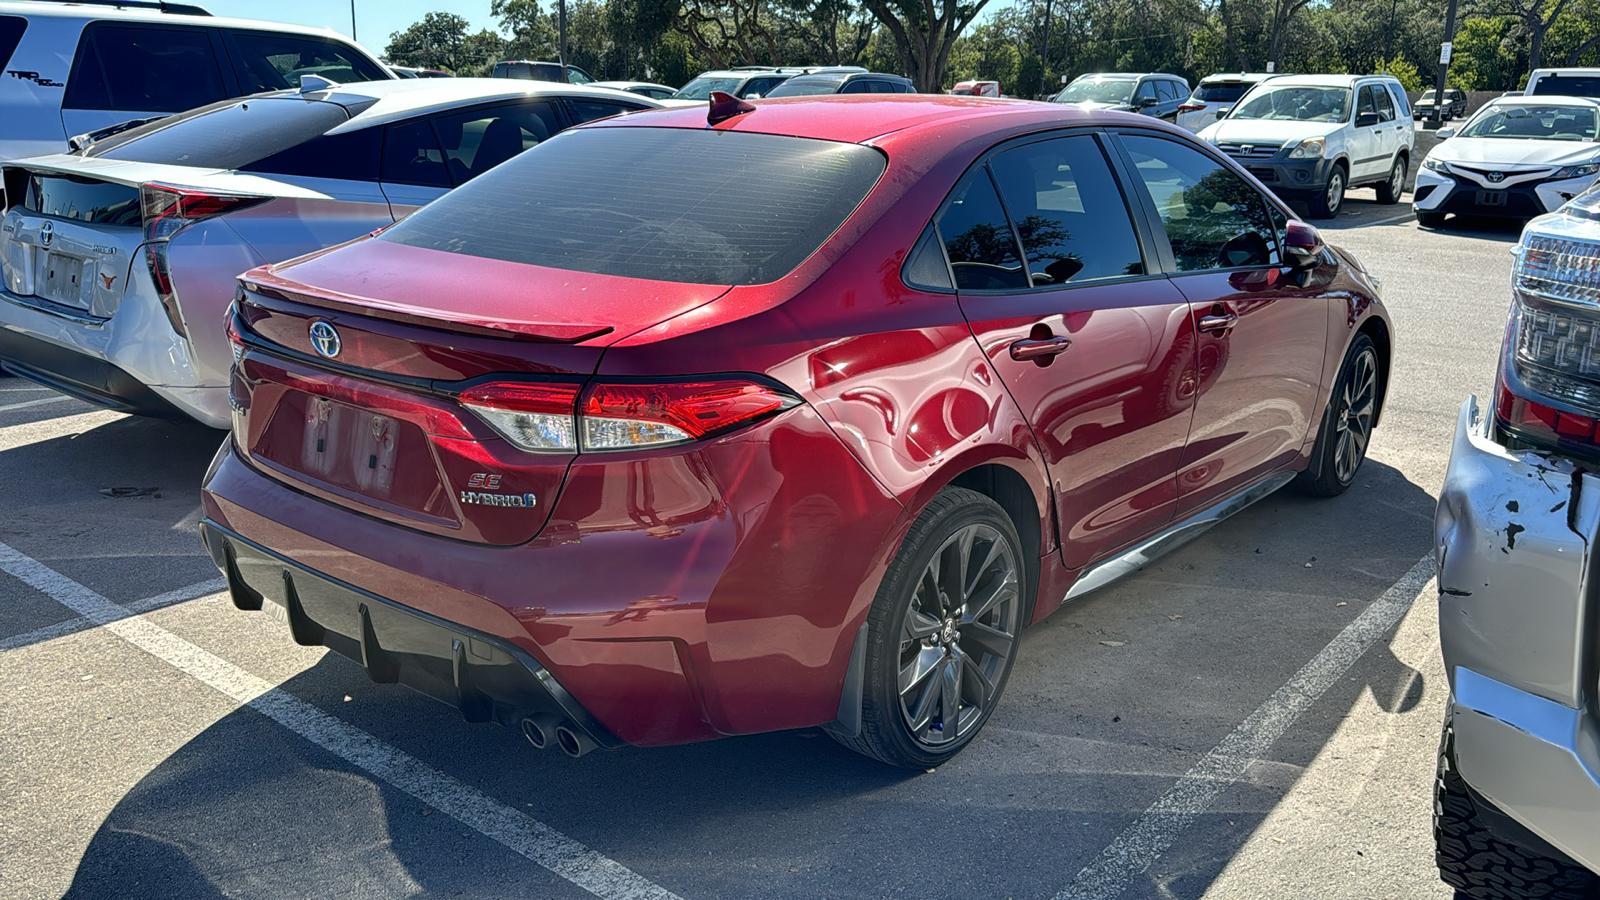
[
  {"left": 947, "top": 132, "right": 1197, "bottom": 571},
  {"left": 1114, "top": 132, "right": 1330, "bottom": 516}
]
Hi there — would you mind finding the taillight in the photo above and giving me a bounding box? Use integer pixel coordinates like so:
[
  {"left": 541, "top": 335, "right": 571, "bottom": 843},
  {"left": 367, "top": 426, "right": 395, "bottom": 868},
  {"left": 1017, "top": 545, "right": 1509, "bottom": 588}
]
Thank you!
[
  {"left": 460, "top": 378, "right": 800, "bottom": 453},
  {"left": 139, "top": 184, "right": 269, "bottom": 338},
  {"left": 1177, "top": 103, "right": 1207, "bottom": 112},
  {"left": 460, "top": 382, "right": 582, "bottom": 452},
  {"left": 1496, "top": 232, "right": 1600, "bottom": 455},
  {"left": 141, "top": 183, "right": 270, "bottom": 242}
]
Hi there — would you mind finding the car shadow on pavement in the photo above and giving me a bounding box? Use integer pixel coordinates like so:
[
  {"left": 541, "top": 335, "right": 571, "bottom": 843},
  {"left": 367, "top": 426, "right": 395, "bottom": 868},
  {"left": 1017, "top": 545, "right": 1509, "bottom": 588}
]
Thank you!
[
  {"left": 1421, "top": 215, "right": 1524, "bottom": 242},
  {"left": 53, "top": 457, "right": 1443, "bottom": 900}
]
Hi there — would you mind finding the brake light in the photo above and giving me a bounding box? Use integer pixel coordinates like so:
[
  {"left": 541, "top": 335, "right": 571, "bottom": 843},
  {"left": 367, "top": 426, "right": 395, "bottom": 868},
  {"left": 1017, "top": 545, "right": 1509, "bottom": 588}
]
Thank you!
[
  {"left": 460, "top": 378, "right": 800, "bottom": 453},
  {"left": 141, "top": 183, "right": 270, "bottom": 242},
  {"left": 1177, "top": 103, "right": 1207, "bottom": 112},
  {"left": 144, "top": 242, "right": 186, "bottom": 336},
  {"left": 1497, "top": 231, "right": 1600, "bottom": 455}
]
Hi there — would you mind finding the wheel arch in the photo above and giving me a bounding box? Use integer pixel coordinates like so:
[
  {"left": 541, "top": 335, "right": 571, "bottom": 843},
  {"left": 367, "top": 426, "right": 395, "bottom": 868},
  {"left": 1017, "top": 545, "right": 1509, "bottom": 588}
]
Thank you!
[
  {"left": 947, "top": 463, "right": 1045, "bottom": 626},
  {"left": 1357, "top": 314, "right": 1392, "bottom": 428}
]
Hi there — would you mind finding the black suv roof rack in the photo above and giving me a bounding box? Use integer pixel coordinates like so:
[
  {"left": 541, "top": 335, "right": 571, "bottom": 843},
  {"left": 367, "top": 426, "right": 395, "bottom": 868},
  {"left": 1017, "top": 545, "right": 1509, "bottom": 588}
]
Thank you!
[{"left": 31, "top": 0, "right": 212, "bottom": 16}]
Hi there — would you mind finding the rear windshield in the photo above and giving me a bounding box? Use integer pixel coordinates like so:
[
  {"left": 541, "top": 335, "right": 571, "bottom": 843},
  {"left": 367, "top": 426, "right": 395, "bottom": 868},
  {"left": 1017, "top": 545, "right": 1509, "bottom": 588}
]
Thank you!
[
  {"left": 21, "top": 173, "right": 141, "bottom": 226},
  {"left": 1195, "top": 83, "right": 1250, "bottom": 103},
  {"left": 86, "top": 96, "right": 349, "bottom": 169},
  {"left": 766, "top": 77, "right": 845, "bottom": 97},
  {"left": 380, "top": 127, "right": 887, "bottom": 286},
  {"left": 1531, "top": 75, "right": 1600, "bottom": 98}
]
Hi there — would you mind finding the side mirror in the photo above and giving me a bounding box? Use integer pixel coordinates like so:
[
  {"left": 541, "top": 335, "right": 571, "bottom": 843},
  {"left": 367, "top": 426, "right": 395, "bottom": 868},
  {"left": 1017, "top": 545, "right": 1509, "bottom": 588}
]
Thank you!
[
  {"left": 1356, "top": 111, "right": 1380, "bottom": 127},
  {"left": 1216, "top": 106, "right": 1233, "bottom": 118},
  {"left": 745, "top": 92, "right": 762, "bottom": 100},
  {"left": 1436, "top": 127, "right": 1456, "bottom": 139},
  {"left": 1138, "top": 95, "right": 1160, "bottom": 108},
  {"left": 1283, "top": 220, "right": 1324, "bottom": 273}
]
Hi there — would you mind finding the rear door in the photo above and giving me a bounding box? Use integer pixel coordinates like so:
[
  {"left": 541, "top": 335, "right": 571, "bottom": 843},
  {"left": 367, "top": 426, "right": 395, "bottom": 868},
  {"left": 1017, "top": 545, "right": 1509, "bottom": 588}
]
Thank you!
[
  {"left": 950, "top": 132, "right": 1196, "bottom": 571},
  {"left": 1112, "top": 131, "right": 1328, "bottom": 516},
  {"left": 60, "top": 22, "right": 233, "bottom": 140}
]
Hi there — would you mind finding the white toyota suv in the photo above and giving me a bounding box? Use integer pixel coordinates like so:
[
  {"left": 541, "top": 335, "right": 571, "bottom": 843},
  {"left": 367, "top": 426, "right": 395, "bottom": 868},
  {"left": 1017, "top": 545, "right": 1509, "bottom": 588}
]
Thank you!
[
  {"left": 0, "top": 0, "right": 393, "bottom": 163},
  {"left": 1199, "top": 74, "right": 1414, "bottom": 218}
]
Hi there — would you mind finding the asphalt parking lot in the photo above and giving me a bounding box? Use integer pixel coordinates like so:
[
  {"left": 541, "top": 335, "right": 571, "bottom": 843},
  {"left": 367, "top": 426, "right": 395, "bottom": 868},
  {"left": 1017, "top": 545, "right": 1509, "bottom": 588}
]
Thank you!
[{"left": 0, "top": 175, "right": 1524, "bottom": 899}]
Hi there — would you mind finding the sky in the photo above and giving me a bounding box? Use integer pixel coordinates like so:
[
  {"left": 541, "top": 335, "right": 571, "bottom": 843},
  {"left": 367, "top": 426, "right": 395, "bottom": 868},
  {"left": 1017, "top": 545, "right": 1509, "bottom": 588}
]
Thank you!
[{"left": 201, "top": 1, "right": 1023, "bottom": 60}]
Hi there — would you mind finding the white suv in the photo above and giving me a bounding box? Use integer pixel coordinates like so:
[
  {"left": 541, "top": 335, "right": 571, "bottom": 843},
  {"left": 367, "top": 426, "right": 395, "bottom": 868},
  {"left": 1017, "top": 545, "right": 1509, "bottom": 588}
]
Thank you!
[
  {"left": 1198, "top": 74, "right": 1414, "bottom": 218},
  {"left": 0, "top": 0, "right": 392, "bottom": 163}
]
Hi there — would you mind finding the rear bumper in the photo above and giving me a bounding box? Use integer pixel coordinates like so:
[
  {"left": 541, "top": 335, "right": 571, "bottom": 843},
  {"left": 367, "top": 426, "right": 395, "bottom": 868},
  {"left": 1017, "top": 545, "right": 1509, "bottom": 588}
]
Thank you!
[
  {"left": 200, "top": 401, "right": 907, "bottom": 747},
  {"left": 201, "top": 520, "right": 621, "bottom": 750},
  {"left": 1436, "top": 396, "right": 1600, "bottom": 873},
  {"left": 0, "top": 283, "right": 230, "bottom": 427}
]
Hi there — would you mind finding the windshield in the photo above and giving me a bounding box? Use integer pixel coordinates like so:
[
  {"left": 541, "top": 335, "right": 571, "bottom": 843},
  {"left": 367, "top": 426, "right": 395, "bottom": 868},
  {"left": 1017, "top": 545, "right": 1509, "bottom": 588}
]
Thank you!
[
  {"left": 765, "top": 77, "right": 844, "bottom": 97},
  {"left": 673, "top": 77, "right": 743, "bottom": 100},
  {"left": 1460, "top": 104, "right": 1598, "bottom": 141},
  {"left": 1531, "top": 75, "right": 1600, "bottom": 98},
  {"left": 1055, "top": 79, "right": 1134, "bottom": 105},
  {"left": 1420, "top": 90, "right": 1437, "bottom": 102},
  {"left": 1229, "top": 85, "right": 1350, "bottom": 122}
]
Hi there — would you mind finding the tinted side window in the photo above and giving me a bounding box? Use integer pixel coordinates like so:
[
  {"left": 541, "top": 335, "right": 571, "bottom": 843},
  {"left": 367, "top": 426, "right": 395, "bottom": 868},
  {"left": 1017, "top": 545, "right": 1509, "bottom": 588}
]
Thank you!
[
  {"left": 1155, "top": 80, "right": 1176, "bottom": 102},
  {"left": 432, "top": 100, "right": 562, "bottom": 185},
  {"left": 937, "top": 170, "right": 1028, "bottom": 291},
  {"left": 1356, "top": 85, "right": 1379, "bottom": 121},
  {"left": 568, "top": 99, "right": 644, "bottom": 124},
  {"left": 65, "top": 25, "right": 227, "bottom": 112},
  {"left": 1391, "top": 85, "right": 1412, "bottom": 117},
  {"left": 1119, "top": 134, "right": 1280, "bottom": 273},
  {"left": 1135, "top": 80, "right": 1159, "bottom": 102},
  {"left": 1376, "top": 84, "right": 1396, "bottom": 121},
  {"left": 381, "top": 118, "right": 449, "bottom": 187},
  {"left": 229, "top": 30, "right": 386, "bottom": 92},
  {"left": 989, "top": 135, "right": 1145, "bottom": 285},
  {"left": 896, "top": 82, "right": 916, "bottom": 94},
  {"left": 841, "top": 80, "right": 871, "bottom": 94},
  {"left": 0, "top": 16, "right": 25, "bottom": 72},
  {"left": 241, "top": 127, "right": 380, "bottom": 181}
]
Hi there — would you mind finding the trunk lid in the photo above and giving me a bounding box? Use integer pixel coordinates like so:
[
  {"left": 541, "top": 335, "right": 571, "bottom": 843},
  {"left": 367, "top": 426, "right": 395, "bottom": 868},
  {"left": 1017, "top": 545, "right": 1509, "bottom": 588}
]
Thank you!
[{"left": 233, "top": 247, "right": 732, "bottom": 546}]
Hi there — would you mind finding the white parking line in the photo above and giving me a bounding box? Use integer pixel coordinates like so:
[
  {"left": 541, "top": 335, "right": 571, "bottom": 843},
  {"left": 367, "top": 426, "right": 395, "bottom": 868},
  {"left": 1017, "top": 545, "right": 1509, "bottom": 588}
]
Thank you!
[
  {"left": 0, "top": 542, "right": 684, "bottom": 900},
  {"left": 0, "top": 576, "right": 225, "bottom": 652},
  {"left": 1052, "top": 554, "right": 1438, "bottom": 900},
  {"left": 0, "top": 395, "right": 73, "bottom": 414},
  {"left": 1345, "top": 211, "right": 1417, "bottom": 229}
]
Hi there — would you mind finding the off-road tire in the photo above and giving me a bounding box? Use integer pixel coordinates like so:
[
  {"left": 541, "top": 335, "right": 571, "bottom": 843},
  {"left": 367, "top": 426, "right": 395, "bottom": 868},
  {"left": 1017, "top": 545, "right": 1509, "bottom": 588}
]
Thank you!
[
  {"left": 829, "top": 487, "right": 1025, "bottom": 769},
  {"left": 1436, "top": 715, "right": 1598, "bottom": 899}
]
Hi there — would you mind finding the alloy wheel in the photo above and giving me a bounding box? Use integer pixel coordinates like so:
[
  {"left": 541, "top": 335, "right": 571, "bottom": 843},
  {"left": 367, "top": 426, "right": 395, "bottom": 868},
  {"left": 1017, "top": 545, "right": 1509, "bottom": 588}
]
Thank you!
[
  {"left": 1332, "top": 347, "right": 1378, "bottom": 484},
  {"left": 897, "top": 523, "right": 1019, "bottom": 747},
  {"left": 1326, "top": 171, "right": 1345, "bottom": 214}
]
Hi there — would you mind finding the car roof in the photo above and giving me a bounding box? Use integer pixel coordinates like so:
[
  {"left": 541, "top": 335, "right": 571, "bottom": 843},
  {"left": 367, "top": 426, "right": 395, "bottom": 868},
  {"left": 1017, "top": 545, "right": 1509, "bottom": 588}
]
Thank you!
[
  {"left": 586, "top": 94, "right": 1147, "bottom": 146},
  {"left": 1074, "top": 73, "right": 1143, "bottom": 81},
  {"left": 593, "top": 80, "right": 672, "bottom": 90},
  {"left": 1485, "top": 95, "right": 1600, "bottom": 108},
  {"left": 302, "top": 78, "right": 659, "bottom": 132},
  {"left": 1259, "top": 74, "right": 1391, "bottom": 87},
  {"left": 0, "top": 0, "right": 357, "bottom": 42},
  {"left": 1199, "top": 73, "right": 1277, "bottom": 82}
]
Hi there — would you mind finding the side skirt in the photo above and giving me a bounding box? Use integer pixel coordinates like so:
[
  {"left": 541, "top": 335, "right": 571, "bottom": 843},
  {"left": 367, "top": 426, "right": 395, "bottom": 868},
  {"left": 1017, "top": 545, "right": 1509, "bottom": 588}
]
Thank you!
[{"left": 1060, "top": 471, "right": 1297, "bottom": 605}]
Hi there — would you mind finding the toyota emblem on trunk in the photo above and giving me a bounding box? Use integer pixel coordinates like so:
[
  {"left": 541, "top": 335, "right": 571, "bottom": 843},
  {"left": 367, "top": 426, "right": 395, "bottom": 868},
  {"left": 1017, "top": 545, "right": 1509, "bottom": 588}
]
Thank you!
[
  {"left": 38, "top": 221, "right": 52, "bottom": 247},
  {"left": 1487, "top": 171, "right": 1506, "bottom": 183},
  {"left": 309, "top": 321, "right": 342, "bottom": 358}
]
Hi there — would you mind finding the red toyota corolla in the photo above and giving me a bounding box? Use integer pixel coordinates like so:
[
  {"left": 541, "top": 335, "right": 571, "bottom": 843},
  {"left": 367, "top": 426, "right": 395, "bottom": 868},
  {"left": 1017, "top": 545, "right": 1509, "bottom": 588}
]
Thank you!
[{"left": 200, "top": 94, "right": 1392, "bottom": 768}]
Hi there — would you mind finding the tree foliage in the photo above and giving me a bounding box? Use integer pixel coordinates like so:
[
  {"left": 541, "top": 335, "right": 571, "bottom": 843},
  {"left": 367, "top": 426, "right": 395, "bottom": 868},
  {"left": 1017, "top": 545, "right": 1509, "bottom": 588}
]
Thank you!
[{"left": 383, "top": 0, "right": 1600, "bottom": 93}]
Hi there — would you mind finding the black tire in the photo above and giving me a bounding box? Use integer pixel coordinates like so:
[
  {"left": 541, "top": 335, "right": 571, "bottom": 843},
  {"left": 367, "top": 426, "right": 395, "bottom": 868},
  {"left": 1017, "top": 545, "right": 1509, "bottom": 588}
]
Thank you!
[
  {"left": 1376, "top": 156, "right": 1407, "bottom": 205},
  {"left": 1418, "top": 211, "right": 1447, "bottom": 228},
  {"left": 1436, "top": 715, "right": 1598, "bottom": 899},
  {"left": 1309, "top": 164, "right": 1346, "bottom": 218},
  {"left": 830, "top": 487, "right": 1025, "bottom": 768},
  {"left": 1293, "top": 332, "right": 1379, "bottom": 497}
]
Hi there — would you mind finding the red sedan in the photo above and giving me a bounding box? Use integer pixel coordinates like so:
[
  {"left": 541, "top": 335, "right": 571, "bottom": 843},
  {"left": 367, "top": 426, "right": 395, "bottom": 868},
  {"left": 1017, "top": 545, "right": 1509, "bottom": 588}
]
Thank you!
[{"left": 201, "top": 94, "right": 1391, "bottom": 767}]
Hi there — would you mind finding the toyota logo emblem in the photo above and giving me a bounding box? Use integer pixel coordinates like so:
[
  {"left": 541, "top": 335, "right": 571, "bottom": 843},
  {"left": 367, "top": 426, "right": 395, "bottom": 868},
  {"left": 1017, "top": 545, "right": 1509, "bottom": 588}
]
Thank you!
[
  {"left": 1487, "top": 171, "right": 1506, "bottom": 183},
  {"left": 39, "top": 221, "right": 53, "bottom": 248},
  {"left": 309, "top": 320, "right": 342, "bottom": 359}
]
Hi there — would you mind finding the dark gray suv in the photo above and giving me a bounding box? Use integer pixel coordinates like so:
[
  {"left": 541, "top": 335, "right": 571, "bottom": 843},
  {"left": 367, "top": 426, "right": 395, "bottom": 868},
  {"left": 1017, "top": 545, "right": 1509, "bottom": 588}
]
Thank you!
[{"left": 1053, "top": 73, "right": 1191, "bottom": 121}]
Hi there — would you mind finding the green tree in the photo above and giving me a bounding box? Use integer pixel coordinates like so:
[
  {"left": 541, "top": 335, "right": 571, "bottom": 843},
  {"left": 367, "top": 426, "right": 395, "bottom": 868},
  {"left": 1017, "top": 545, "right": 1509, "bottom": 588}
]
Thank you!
[
  {"left": 865, "top": 0, "right": 992, "bottom": 92},
  {"left": 385, "top": 12, "right": 473, "bottom": 71}
]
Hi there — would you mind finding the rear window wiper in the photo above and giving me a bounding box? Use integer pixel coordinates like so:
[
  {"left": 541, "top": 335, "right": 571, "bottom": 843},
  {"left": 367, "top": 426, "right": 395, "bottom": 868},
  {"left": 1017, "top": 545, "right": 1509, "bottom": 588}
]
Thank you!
[{"left": 68, "top": 116, "right": 170, "bottom": 153}]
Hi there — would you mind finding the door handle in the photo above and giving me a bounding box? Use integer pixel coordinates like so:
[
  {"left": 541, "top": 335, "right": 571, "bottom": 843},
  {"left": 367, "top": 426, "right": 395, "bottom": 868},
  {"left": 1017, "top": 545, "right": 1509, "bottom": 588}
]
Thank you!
[
  {"left": 1197, "top": 312, "right": 1238, "bottom": 333},
  {"left": 1009, "top": 335, "right": 1073, "bottom": 362}
]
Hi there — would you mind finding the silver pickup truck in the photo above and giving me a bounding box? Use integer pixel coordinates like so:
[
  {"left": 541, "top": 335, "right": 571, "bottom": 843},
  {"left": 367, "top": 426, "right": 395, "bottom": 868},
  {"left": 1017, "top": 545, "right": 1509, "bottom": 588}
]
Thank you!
[{"left": 1435, "top": 185, "right": 1600, "bottom": 898}]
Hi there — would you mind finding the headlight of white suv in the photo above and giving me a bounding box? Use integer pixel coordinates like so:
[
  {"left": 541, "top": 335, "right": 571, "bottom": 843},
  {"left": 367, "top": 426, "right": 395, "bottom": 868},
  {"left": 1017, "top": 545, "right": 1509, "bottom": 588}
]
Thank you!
[
  {"left": 1554, "top": 161, "right": 1600, "bottom": 179},
  {"left": 1287, "top": 137, "right": 1326, "bottom": 159}
]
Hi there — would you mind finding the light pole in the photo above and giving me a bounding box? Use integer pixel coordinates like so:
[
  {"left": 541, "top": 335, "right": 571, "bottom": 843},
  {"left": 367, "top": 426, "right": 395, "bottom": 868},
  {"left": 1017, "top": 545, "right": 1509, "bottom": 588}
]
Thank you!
[
  {"left": 350, "top": 0, "right": 356, "bottom": 43},
  {"left": 559, "top": 0, "right": 568, "bottom": 78},
  {"left": 1429, "top": 0, "right": 1458, "bottom": 128}
]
